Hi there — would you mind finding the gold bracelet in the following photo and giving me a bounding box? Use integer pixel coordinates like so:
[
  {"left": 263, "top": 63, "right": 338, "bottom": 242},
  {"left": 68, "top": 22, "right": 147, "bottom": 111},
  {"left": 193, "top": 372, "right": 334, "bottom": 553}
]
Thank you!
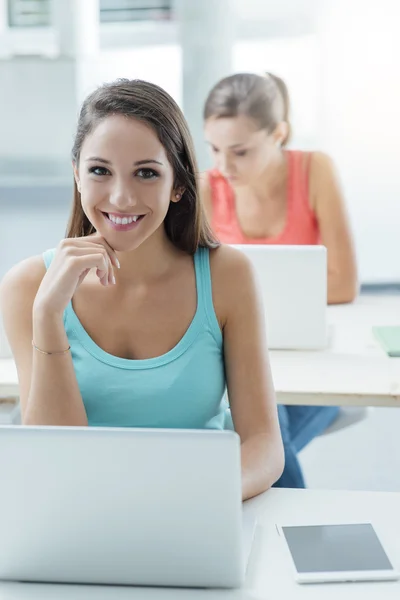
[{"left": 32, "top": 340, "right": 71, "bottom": 355}]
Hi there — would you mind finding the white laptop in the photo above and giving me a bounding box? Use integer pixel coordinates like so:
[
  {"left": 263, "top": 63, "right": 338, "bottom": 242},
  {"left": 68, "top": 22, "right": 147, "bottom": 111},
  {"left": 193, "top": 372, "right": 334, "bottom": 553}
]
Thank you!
[
  {"left": 232, "top": 245, "right": 328, "bottom": 350},
  {"left": 0, "top": 426, "right": 255, "bottom": 589}
]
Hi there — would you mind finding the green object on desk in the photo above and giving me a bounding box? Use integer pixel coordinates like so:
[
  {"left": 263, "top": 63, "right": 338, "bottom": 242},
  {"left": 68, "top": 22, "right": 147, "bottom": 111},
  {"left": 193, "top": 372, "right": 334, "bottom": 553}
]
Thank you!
[{"left": 373, "top": 326, "right": 400, "bottom": 357}]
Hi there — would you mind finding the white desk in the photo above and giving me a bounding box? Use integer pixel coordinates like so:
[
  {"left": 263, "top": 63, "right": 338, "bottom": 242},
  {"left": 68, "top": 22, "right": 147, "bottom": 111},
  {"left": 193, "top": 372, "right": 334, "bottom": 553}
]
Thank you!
[
  {"left": 1, "top": 295, "right": 400, "bottom": 408},
  {"left": 270, "top": 294, "right": 400, "bottom": 407},
  {"left": 0, "top": 488, "right": 399, "bottom": 599}
]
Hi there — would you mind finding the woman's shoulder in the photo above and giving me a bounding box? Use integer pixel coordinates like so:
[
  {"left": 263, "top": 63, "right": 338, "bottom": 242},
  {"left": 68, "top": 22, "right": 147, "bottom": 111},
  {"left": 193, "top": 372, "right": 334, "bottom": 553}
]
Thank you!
[
  {"left": 0, "top": 255, "right": 46, "bottom": 310},
  {"left": 200, "top": 169, "right": 229, "bottom": 192},
  {"left": 206, "top": 168, "right": 225, "bottom": 180},
  {"left": 209, "top": 243, "right": 252, "bottom": 271},
  {"left": 200, "top": 170, "right": 231, "bottom": 222},
  {"left": 208, "top": 245, "right": 259, "bottom": 325},
  {"left": 288, "top": 149, "right": 336, "bottom": 210},
  {"left": 308, "top": 151, "right": 338, "bottom": 200},
  {"left": 309, "top": 150, "right": 335, "bottom": 173},
  {"left": 288, "top": 148, "right": 332, "bottom": 168},
  {"left": 290, "top": 149, "right": 334, "bottom": 174}
]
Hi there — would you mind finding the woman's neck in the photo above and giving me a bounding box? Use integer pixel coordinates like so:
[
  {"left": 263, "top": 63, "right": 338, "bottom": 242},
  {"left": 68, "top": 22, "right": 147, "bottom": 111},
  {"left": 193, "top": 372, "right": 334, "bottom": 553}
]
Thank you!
[
  {"left": 246, "top": 150, "right": 288, "bottom": 201},
  {"left": 114, "top": 228, "right": 183, "bottom": 286}
]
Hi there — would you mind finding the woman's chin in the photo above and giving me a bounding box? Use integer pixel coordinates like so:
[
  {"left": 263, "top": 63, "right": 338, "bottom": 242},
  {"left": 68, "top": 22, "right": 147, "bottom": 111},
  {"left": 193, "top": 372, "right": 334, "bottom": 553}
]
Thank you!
[
  {"left": 95, "top": 222, "right": 146, "bottom": 253},
  {"left": 104, "top": 236, "right": 143, "bottom": 254}
]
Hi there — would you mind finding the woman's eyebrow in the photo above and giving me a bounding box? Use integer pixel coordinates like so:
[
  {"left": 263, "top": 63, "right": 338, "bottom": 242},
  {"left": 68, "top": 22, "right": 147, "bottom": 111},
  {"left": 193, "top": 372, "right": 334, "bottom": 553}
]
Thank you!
[{"left": 85, "top": 157, "right": 164, "bottom": 167}]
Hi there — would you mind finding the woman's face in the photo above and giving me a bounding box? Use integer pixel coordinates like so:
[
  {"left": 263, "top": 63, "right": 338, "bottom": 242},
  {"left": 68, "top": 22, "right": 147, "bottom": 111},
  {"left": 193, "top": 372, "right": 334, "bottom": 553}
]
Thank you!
[
  {"left": 204, "top": 114, "right": 279, "bottom": 186},
  {"left": 74, "top": 115, "right": 179, "bottom": 252}
]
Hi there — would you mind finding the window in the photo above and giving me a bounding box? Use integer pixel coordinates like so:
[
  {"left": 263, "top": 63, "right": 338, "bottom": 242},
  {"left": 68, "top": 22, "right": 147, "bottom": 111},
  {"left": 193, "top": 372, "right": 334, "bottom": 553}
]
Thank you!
[
  {"left": 7, "top": 0, "right": 50, "bottom": 27},
  {"left": 99, "top": 0, "right": 172, "bottom": 23},
  {"left": 6, "top": 0, "right": 173, "bottom": 29}
]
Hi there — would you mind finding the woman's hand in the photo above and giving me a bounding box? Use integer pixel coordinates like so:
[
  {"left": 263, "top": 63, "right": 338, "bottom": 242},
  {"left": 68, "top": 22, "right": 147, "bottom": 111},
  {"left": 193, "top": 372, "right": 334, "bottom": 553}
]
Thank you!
[{"left": 33, "top": 235, "right": 120, "bottom": 317}]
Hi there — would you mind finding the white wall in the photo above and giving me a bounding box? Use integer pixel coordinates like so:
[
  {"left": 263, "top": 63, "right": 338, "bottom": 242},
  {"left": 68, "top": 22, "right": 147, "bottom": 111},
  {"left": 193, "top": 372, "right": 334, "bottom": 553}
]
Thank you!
[
  {"left": 318, "top": 0, "right": 400, "bottom": 282},
  {"left": 234, "top": 35, "right": 319, "bottom": 147},
  {"left": 237, "top": 0, "right": 319, "bottom": 20},
  {"left": 0, "top": 50, "right": 181, "bottom": 165},
  {"left": 77, "top": 47, "right": 181, "bottom": 106},
  {"left": 0, "top": 58, "right": 77, "bottom": 162}
]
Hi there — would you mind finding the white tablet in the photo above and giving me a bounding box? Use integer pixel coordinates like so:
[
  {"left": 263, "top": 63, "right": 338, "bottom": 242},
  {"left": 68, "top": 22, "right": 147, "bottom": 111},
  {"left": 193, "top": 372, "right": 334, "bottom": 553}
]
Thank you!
[{"left": 278, "top": 523, "right": 399, "bottom": 584}]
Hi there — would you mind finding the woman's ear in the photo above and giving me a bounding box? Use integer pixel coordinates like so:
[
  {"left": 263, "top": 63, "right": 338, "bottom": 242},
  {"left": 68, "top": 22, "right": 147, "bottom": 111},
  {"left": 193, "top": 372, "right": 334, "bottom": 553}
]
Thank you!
[
  {"left": 72, "top": 161, "right": 81, "bottom": 193},
  {"left": 273, "top": 122, "right": 289, "bottom": 147},
  {"left": 171, "top": 187, "right": 185, "bottom": 203}
]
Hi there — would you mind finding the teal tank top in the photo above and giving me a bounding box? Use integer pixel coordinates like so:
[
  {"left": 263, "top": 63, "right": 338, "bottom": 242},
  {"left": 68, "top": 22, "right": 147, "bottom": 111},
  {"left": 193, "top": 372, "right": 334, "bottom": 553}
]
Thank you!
[{"left": 43, "top": 247, "right": 230, "bottom": 430}]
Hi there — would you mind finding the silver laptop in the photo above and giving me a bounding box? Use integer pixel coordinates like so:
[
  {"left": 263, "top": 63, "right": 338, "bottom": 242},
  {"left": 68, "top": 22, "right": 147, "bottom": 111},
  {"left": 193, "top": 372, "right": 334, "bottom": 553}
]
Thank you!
[
  {"left": 232, "top": 245, "right": 328, "bottom": 350},
  {"left": 0, "top": 426, "right": 253, "bottom": 589}
]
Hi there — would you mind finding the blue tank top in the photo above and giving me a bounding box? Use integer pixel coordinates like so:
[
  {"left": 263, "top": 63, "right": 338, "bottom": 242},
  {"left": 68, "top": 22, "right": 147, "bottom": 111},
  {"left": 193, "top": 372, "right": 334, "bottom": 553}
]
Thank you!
[{"left": 43, "top": 247, "right": 229, "bottom": 430}]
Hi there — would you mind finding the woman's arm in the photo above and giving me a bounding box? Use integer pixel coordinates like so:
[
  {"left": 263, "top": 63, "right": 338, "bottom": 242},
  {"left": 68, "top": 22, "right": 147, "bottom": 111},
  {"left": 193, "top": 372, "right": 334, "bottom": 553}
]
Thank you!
[
  {"left": 309, "top": 152, "right": 358, "bottom": 304},
  {"left": 0, "top": 257, "right": 88, "bottom": 425},
  {"left": 211, "top": 247, "right": 284, "bottom": 500}
]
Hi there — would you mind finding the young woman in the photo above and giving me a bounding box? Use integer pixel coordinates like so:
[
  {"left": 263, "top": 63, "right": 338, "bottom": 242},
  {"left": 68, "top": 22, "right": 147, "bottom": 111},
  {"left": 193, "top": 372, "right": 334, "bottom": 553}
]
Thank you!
[
  {"left": 0, "top": 79, "right": 283, "bottom": 500},
  {"left": 202, "top": 72, "right": 358, "bottom": 488}
]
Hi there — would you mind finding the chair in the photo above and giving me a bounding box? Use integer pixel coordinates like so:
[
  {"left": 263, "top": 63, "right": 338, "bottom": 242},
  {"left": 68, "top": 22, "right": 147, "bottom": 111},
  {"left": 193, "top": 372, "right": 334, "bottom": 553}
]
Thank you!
[{"left": 319, "top": 406, "right": 372, "bottom": 437}]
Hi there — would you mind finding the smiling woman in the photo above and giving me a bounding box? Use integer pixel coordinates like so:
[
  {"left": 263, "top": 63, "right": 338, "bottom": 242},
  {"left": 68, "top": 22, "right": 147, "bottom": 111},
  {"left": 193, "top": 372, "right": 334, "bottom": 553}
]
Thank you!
[
  {"left": 71, "top": 115, "right": 177, "bottom": 247},
  {"left": 67, "top": 80, "right": 215, "bottom": 255},
  {"left": 85, "top": 155, "right": 161, "bottom": 230},
  {"left": 0, "top": 78, "right": 284, "bottom": 501}
]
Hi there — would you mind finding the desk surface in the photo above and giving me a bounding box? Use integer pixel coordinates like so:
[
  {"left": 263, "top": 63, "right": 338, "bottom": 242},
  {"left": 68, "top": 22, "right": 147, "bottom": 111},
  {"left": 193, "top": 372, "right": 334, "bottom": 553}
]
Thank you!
[
  {"left": 271, "top": 294, "right": 400, "bottom": 406},
  {"left": 1, "top": 294, "right": 400, "bottom": 407},
  {"left": 0, "top": 488, "right": 399, "bottom": 599}
]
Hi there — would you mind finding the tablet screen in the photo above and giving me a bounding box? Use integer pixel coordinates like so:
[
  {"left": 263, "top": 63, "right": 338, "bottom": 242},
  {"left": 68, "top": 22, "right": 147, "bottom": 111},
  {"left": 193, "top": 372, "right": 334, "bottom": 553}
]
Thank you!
[{"left": 282, "top": 524, "right": 394, "bottom": 573}]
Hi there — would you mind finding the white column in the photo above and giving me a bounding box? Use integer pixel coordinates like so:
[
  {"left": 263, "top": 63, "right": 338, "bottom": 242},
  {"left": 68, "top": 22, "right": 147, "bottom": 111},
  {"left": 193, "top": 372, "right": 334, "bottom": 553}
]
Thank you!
[
  {"left": 52, "top": 0, "right": 100, "bottom": 58},
  {"left": 0, "top": 0, "right": 6, "bottom": 30},
  {"left": 0, "top": 0, "right": 8, "bottom": 57},
  {"left": 51, "top": 0, "right": 101, "bottom": 108},
  {"left": 175, "top": 0, "right": 236, "bottom": 171}
]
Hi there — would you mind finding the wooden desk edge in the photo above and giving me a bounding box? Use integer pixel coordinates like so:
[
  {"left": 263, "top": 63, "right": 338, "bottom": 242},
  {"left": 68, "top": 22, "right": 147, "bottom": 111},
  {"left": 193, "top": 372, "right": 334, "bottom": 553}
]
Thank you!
[
  {"left": 277, "top": 391, "right": 400, "bottom": 407},
  {"left": 2, "top": 390, "right": 400, "bottom": 409},
  {"left": 0, "top": 396, "right": 18, "bottom": 405}
]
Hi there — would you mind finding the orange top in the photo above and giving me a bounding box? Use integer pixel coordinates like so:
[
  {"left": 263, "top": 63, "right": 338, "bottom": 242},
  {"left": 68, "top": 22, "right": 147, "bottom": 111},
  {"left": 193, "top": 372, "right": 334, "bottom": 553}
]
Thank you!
[{"left": 208, "top": 150, "right": 320, "bottom": 245}]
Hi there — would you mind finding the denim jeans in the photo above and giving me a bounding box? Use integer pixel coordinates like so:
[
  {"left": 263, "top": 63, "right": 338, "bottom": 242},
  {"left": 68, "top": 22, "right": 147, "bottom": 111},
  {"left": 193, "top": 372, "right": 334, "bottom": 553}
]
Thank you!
[{"left": 272, "top": 404, "right": 339, "bottom": 488}]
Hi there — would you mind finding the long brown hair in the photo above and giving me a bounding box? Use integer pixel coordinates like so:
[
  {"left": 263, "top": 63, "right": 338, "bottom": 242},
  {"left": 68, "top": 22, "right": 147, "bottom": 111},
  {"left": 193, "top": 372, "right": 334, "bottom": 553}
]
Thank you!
[
  {"left": 67, "top": 78, "right": 218, "bottom": 254},
  {"left": 204, "top": 72, "right": 292, "bottom": 146}
]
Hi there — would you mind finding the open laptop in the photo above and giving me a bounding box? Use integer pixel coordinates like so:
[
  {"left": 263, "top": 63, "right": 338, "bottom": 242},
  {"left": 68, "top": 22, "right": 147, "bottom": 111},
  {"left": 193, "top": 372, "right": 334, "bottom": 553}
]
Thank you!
[
  {"left": 232, "top": 245, "right": 328, "bottom": 350},
  {"left": 0, "top": 426, "right": 254, "bottom": 588}
]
